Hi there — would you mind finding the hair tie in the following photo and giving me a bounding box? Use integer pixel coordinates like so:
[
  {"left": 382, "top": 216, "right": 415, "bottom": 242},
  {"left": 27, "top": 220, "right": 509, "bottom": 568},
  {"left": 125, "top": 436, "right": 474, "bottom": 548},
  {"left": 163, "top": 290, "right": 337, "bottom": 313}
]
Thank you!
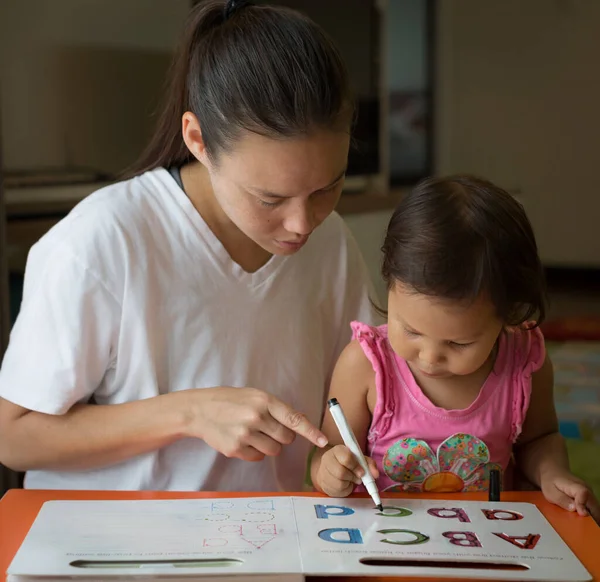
[{"left": 223, "top": 0, "right": 253, "bottom": 21}]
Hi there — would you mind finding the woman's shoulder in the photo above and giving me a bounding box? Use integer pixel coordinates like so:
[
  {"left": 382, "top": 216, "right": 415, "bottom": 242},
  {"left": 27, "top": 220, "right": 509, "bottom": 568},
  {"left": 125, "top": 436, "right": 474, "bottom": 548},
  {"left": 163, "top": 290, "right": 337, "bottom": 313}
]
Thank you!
[
  {"left": 310, "top": 210, "right": 360, "bottom": 248},
  {"left": 42, "top": 168, "right": 176, "bottom": 239},
  {"left": 70, "top": 167, "right": 176, "bottom": 225},
  {"left": 28, "top": 168, "right": 179, "bottom": 282},
  {"left": 303, "top": 211, "right": 366, "bottom": 275}
]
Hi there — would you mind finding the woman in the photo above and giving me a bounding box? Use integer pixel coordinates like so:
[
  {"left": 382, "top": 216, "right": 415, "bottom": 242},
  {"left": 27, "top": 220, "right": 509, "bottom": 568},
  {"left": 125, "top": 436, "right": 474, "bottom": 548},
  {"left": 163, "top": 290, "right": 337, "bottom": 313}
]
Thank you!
[{"left": 0, "top": 0, "right": 376, "bottom": 491}]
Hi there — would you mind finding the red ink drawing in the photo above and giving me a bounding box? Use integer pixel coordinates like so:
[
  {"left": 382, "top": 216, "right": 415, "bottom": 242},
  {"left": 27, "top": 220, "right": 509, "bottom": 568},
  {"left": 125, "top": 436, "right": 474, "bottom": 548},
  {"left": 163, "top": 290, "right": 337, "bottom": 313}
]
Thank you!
[
  {"left": 203, "top": 537, "right": 228, "bottom": 547},
  {"left": 241, "top": 536, "right": 276, "bottom": 549},
  {"left": 482, "top": 509, "right": 523, "bottom": 521},
  {"left": 442, "top": 531, "right": 482, "bottom": 547},
  {"left": 493, "top": 533, "right": 541, "bottom": 550},
  {"left": 427, "top": 508, "right": 470, "bottom": 522}
]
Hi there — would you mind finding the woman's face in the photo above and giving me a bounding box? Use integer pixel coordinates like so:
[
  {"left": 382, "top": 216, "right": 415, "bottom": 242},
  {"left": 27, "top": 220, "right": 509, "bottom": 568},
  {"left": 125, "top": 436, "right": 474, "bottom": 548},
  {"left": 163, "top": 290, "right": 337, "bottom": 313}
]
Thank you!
[{"left": 199, "top": 126, "right": 350, "bottom": 255}]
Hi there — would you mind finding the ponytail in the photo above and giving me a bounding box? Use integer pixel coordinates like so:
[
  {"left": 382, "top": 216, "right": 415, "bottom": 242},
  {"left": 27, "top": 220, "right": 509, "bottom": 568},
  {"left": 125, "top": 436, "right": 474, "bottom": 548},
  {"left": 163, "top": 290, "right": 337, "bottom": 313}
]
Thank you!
[{"left": 127, "top": 0, "right": 352, "bottom": 176}]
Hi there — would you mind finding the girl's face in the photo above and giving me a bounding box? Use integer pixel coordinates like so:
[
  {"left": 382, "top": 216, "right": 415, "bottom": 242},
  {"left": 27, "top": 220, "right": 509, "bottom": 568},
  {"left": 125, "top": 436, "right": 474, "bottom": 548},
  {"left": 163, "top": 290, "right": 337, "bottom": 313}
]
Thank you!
[
  {"left": 387, "top": 284, "right": 504, "bottom": 379},
  {"left": 203, "top": 128, "right": 349, "bottom": 255}
]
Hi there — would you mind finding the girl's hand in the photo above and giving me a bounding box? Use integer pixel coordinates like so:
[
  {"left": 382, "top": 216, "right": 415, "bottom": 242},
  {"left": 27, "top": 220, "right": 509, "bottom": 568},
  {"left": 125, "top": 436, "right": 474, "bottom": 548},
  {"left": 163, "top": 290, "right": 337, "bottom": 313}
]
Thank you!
[
  {"left": 541, "top": 470, "right": 600, "bottom": 523},
  {"left": 181, "top": 387, "right": 327, "bottom": 462},
  {"left": 316, "top": 444, "right": 379, "bottom": 498}
]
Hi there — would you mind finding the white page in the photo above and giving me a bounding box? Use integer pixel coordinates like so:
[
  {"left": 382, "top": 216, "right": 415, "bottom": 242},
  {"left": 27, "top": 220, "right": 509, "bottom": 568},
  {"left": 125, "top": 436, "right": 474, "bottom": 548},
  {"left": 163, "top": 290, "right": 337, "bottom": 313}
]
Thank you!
[
  {"left": 7, "top": 496, "right": 592, "bottom": 581},
  {"left": 8, "top": 498, "right": 302, "bottom": 577},
  {"left": 8, "top": 577, "right": 304, "bottom": 582},
  {"left": 292, "top": 497, "right": 591, "bottom": 581}
]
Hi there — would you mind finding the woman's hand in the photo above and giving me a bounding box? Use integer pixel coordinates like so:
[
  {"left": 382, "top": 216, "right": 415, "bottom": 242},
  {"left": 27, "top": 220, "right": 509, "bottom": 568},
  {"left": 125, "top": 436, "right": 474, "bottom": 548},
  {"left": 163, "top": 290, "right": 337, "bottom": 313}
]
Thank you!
[{"left": 182, "top": 387, "right": 328, "bottom": 461}]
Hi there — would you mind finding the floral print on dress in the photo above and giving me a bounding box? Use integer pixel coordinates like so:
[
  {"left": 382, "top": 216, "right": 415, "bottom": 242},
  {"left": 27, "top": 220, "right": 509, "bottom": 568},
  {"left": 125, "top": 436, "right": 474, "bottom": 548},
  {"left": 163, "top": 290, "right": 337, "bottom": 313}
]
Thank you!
[{"left": 382, "top": 433, "right": 502, "bottom": 493}]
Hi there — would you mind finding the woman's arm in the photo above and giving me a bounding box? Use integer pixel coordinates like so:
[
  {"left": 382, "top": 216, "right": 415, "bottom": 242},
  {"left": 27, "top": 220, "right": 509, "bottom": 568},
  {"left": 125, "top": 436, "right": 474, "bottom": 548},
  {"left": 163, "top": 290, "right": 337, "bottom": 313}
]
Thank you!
[
  {"left": 0, "top": 393, "right": 189, "bottom": 471},
  {"left": 0, "top": 387, "right": 326, "bottom": 472}
]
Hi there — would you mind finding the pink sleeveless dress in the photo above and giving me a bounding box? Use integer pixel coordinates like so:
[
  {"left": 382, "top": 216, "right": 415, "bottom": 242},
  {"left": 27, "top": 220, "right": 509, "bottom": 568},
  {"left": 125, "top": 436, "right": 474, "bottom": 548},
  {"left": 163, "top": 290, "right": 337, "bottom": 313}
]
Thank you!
[{"left": 352, "top": 322, "right": 545, "bottom": 493}]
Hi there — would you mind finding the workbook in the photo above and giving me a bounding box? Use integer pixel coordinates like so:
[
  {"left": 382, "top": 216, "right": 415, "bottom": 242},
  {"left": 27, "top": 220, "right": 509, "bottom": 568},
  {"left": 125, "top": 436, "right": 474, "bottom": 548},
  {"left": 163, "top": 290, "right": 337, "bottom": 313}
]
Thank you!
[{"left": 6, "top": 496, "right": 591, "bottom": 581}]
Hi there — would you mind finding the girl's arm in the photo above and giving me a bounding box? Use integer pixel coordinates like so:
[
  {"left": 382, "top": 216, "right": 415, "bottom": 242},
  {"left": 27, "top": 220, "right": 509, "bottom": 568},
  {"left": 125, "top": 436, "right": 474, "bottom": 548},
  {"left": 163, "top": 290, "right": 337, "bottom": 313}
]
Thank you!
[
  {"left": 515, "top": 356, "right": 599, "bottom": 521},
  {"left": 514, "top": 356, "right": 568, "bottom": 486},
  {"left": 310, "top": 339, "right": 375, "bottom": 490}
]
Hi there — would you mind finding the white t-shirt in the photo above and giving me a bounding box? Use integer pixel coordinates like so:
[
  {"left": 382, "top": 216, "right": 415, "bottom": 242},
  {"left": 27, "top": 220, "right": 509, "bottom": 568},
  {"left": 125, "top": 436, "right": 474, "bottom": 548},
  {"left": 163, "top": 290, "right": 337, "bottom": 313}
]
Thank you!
[{"left": 0, "top": 168, "right": 377, "bottom": 491}]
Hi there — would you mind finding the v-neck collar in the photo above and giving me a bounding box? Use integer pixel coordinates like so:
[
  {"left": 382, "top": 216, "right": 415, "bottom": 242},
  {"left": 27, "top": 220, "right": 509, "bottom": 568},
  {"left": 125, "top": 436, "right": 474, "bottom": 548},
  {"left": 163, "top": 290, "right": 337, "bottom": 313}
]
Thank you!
[{"left": 158, "top": 168, "right": 287, "bottom": 286}]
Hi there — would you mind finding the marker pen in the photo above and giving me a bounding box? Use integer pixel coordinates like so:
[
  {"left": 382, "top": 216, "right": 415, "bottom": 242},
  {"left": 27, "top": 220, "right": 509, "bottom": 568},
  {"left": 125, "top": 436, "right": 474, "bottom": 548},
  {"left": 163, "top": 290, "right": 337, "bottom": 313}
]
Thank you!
[{"left": 327, "top": 397, "right": 382, "bottom": 511}]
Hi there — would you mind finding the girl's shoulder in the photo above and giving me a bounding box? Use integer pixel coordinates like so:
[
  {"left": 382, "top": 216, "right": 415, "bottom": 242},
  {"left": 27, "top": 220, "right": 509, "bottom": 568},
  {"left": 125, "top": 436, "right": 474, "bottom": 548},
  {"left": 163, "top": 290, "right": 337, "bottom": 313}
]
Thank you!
[
  {"left": 502, "top": 323, "right": 546, "bottom": 376},
  {"left": 351, "top": 321, "right": 389, "bottom": 341},
  {"left": 349, "top": 321, "right": 395, "bottom": 377}
]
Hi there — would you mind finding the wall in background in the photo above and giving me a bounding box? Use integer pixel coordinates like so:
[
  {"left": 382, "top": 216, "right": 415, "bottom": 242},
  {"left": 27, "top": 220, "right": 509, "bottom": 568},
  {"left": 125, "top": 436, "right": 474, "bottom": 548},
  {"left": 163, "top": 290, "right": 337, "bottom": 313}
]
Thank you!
[
  {"left": 344, "top": 209, "right": 392, "bottom": 305},
  {"left": 0, "top": 0, "right": 189, "bottom": 173},
  {"left": 2, "top": 0, "right": 599, "bottom": 286},
  {"left": 435, "top": 0, "right": 600, "bottom": 267}
]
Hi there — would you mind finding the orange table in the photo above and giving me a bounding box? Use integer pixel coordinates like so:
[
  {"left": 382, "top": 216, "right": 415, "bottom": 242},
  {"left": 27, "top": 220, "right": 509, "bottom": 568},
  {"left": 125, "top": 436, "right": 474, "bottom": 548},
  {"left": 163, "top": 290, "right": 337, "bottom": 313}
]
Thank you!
[{"left": 1, "top": 489, "right": 599, "bottom": 581}]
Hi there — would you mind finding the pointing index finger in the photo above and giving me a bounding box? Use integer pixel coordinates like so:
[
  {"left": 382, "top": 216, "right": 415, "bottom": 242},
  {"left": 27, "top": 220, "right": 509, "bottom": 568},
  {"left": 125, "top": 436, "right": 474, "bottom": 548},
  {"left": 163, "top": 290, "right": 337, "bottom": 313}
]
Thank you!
[{"left": 268, "top": 399, "right": 328, "bottom": 448}]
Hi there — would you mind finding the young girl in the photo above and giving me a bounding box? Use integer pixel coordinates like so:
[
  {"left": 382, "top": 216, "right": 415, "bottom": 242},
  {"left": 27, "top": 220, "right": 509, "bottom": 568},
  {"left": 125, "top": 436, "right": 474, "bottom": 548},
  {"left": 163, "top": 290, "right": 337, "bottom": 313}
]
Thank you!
[
  {"left": 312, "top": 175, "right": 600, "bottom": 522},
  {"left": 0, "top": 0, "right": 376, "bottom": 491}
]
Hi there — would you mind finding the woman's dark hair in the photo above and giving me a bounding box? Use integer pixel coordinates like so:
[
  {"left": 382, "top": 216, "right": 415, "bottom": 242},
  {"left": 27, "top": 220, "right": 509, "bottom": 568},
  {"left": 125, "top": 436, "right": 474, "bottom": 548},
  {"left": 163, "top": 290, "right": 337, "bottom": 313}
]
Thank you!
[
  {"left": 128, "top": 0, "right": 353, "bottom": 174},
  {"left": 382, "top": 175, "right": 547, "bottom": 326}
]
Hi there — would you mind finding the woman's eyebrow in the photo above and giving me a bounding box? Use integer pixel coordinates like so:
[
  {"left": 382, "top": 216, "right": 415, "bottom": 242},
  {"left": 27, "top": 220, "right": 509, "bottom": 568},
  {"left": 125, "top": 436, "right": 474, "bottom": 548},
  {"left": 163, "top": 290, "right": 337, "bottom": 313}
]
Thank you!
[{"left": 250, "top": 167, "right": 347, "bottom": 199}]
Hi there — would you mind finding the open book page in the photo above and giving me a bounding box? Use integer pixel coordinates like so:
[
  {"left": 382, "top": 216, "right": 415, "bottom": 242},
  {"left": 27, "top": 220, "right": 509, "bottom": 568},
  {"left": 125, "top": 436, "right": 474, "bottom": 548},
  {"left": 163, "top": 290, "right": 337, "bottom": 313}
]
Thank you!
[{"left": 8, "top": 498, "right": 301, "bottom": 577}]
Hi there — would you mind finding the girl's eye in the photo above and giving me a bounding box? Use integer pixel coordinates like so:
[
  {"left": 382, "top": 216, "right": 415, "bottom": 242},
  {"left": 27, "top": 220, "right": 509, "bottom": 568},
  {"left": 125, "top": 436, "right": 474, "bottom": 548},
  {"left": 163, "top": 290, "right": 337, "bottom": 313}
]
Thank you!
[
  {"left": 404, "top": 329, "right": 420, "bottom": 338},
  {"left": 449, "top": 341, "right": 473, "bottom": 349}
]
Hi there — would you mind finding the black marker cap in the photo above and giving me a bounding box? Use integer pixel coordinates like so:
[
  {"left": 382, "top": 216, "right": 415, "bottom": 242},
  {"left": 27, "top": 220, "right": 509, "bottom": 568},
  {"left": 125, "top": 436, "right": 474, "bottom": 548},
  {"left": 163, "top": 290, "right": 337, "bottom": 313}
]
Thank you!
[
  {"left": 327, "top": 398, "right": 339, "bottom": 408},
  {"left": 489, "top": 469, "right": 501, "bottom": 502}
]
